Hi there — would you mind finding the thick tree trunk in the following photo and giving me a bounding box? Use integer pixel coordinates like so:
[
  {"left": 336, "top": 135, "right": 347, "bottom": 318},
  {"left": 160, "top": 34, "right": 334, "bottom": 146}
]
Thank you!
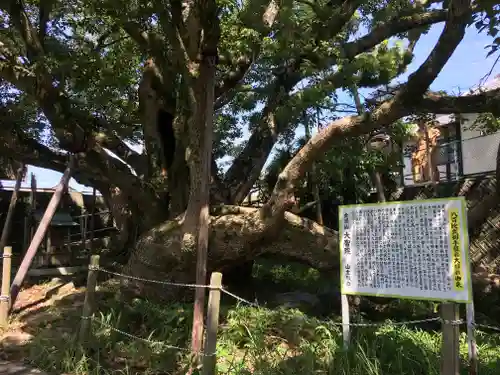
[
  {"left": 121, "top": 198, "right": 500, "bottom": 320},
  {"left": 351, "top": 84, "right": 387, "bottom": 202},
  {"left": 99, "top": 186, "right": 139, "bottom": 260},
  {"left": 93, "top": 178, "right": 168, "bottom": 262},
  {"left": 122, "top": 206, "right": 339, "bottom": 301},
  {"left": 371, "top": 171, "right": 387, "bottom": 202},
  {"left": 183, "top": 53, "right": 218, "bottom": 357}
]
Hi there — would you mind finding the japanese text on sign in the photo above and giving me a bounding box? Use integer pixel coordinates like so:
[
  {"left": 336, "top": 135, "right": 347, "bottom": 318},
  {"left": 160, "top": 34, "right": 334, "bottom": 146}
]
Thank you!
[
  {"left": 339, "top": 198, "right": 471, "bottom": 303},
  {"left": 449, "top": 209, "right": 464, "bottom": 291}
]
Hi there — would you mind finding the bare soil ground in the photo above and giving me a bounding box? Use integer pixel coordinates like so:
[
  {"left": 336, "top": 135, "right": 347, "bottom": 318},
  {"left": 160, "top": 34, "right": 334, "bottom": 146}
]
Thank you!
[{"left": 0, "top": 279, "right": 86, "bottom": 370}]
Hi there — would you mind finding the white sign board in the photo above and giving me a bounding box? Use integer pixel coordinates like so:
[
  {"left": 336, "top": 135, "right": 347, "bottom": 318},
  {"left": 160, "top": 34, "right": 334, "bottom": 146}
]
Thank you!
[{"left": 339, "top": 197, "right": 472, "bottom": 303}]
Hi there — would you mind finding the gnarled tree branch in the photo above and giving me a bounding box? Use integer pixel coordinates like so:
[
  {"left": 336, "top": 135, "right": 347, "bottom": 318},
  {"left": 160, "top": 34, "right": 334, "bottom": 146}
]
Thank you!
[
  {"left": 7, "top": 0, "right": 44, "bottom": 59},
  {"left": 0, "top": 50, "right": 152, "bottom": 209},
  {"left": 222, "top": 0, "right": 365, "bottom": 202},
  {"left": 263, "top": 0, "right": 471, "bottom": 219},
  {"left": 342, "top": 10, "right": 448, "bottom": 59},
  {"left": 223, "top": 59, "right": 303, "bottom": 203},
  {"left": 222, "top": 8, "right": 450, "bottom": 204},
  {"left": 416, "top": 89, "right": 500, "bottom": 115}
]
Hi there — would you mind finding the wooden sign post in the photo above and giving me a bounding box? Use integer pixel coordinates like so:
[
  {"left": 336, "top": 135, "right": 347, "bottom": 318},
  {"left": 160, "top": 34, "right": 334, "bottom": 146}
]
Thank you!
[
  {"left": 466, "top": 302, "right": 478, "bottom": 375},
  {"left": 341, "top": 294, "right": 350, "bottom": 349},
  {"left": 441, "top": 303, "right": 460, "bottom": 375}
]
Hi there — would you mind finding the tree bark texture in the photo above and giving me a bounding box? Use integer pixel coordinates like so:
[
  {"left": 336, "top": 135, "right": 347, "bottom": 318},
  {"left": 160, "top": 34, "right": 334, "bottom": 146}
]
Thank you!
[{"left": 122, "top": 206, "right": 339, "bottom": 301}]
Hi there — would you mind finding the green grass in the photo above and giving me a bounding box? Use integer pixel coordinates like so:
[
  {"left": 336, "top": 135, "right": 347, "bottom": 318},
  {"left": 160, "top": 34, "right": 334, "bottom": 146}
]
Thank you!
[
  {"left": 19, "top": 292, "right": 500, "bottom": 375},
  {"left": 8, "top": 260, "right": 500, "bottom": 374},
  {"left": 252, "top": 258, "right": 324, "bottom": 291}
]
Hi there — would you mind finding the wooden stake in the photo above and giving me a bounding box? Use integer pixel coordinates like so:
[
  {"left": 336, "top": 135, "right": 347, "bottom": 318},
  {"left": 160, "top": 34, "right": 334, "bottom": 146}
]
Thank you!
[
  {"left": 0, "top": 246, "right": 12, "bottom": 327},
  {"left": 466, "top": 302, "right": 478, "bottom": 375},
  {"left": 82, "top": 209, "right": 88, "bottom": 250},
  {"left": 441, "top": 302, "right": 460, "bottom": 375},
  {"left": 341, "top": 294, "right": 350, "bottom": 350},
  {"left": 202, "top": 272, "right": 222, "bottom": 375},
  {"left": 30, "top": 173, "right": 37, "bottom": 242},
  {"left": 90, "top": 188, "right": 96, "bottom": 253},
  {"left": 79, "top": 254, "right": 100, "bottom": 346},
  {"left": 9, "top": 158, "right": 74, "bottom": 308},
  {"left": 190, "top": 55, "right": 217, "bottom": 360},
  {"left": 0, "top": 167, "right": 24, "bottom": 252}
]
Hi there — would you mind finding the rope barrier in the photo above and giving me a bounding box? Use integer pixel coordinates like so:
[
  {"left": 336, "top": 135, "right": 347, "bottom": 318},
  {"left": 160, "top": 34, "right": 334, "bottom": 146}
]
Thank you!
[
  {"left": 220, "top": 288, "right": 260, "bottom": 307},
  {"left": 90, "top": 266, "right": 211, "bottom": 289},
  {"left": 82, "top": 315, "right": 216, "bottom": 356},
  {"left": 87, "top": 266, "right": 500, "bottom": 331}
]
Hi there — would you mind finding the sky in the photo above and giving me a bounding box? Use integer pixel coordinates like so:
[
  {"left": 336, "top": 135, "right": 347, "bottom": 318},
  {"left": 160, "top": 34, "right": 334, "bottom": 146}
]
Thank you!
[{"left": 20, "top": 22, "right": 500, "bottom": 193}]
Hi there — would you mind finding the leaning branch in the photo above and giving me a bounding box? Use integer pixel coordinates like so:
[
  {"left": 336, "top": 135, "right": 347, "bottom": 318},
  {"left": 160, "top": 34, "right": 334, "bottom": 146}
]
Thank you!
[
  {"left": 0, "top": 64, "right": 151, "bottom": 206},
  {"left": 0, "top": 134, "right": 67, "bottom": 176},
  {"left": 395, "top": 0, "right": 471, "bottom": 103},
  {"left": 0, "top": 36, "right": 143, "bottom": 170},
  {"left": 416, "top": 89, "right": 500, "bottom": 115},
  {"left": 223, "top": 8, "right": 451, "bottom": 203},
  {"left": 223, "top": 59, "right": 303, "bottom": 203},
  {"left": 222, "top": 0, "right": 369, "bottom": 202},
  {"left": 264, "top": 0, "right": 471, "bottom": 217},
  {"left": 342, "top": 10, "right": 448, "bottom": 59}
]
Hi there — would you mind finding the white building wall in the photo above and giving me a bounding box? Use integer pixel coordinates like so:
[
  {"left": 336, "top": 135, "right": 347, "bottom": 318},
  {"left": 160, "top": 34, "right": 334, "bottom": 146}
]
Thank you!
[
  {"left": 460, "top": 113, "right": 500, "bottom": 175},
  {"left": 401, "top": 147, "right": 413, "bottom": 185},
  {"left": 401, "top": 113, "right": 500, "bottom": 186},
  {"left": 400, "top": 75, "right": 500, "bottom": 185}
]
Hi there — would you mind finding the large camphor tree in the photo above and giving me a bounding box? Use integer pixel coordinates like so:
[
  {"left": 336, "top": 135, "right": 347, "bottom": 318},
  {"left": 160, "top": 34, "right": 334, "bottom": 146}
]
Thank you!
[{"left": 1, "top": 0, "right": 500, "bottom": 298}]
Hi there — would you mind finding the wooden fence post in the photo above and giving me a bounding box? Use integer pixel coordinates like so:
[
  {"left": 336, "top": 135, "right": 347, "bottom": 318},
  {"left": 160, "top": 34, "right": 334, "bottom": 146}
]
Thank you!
[
  {"left": 341, "top": 294, "right": 350, "bottom": 350},
  {"left": 441, "top": 302, "right": 460, "bottom": 375},
  {"left": 0, "top": 246, "right": 12, "bottom": 327},
  {"left": 0, "top": 167, "right": 24, "bottom": 252},
  {"left": 466, "top": 302, "right": 478, "bottom": 375},
  {"left": 202, "top": 272, "right": 222, "bottom": 375},
  {"left": 79, "top": 255, "right": 100, "bottom": 345}
]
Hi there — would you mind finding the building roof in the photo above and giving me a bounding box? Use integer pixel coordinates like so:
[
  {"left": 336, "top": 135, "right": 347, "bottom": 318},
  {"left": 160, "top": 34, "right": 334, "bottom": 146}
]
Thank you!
[
  {"left": 434, "top": 74, "right": 500, "bottom": 125},
  {"left": 469, "top": 74, "right": 500, "bottom": 93},
  {"left": 0, "top": 180, "right": 100, "bottom": 195}
]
